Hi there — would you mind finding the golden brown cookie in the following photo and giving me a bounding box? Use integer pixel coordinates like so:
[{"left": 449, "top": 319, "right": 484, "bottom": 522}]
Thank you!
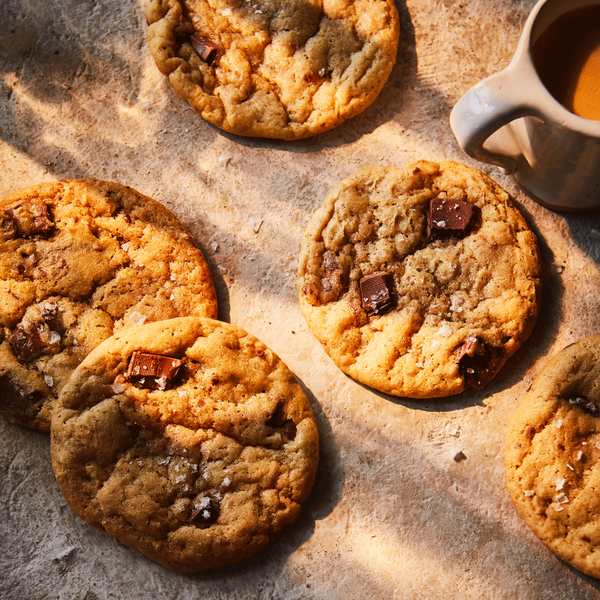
[
  {"left": 298, "top": 160, "right": 542, "bottom": 398},
  {"left": 0, "top": 179, "right": 217, "bottom": 431},
  {"left": 146, "top": 0, "right": 400, "bottom": 140},
  {"left": 50, "top": 317, "right": 319, "bottom": 572},
  {"left": 506, "top": 335, "right": 600, "bottom": 579}
]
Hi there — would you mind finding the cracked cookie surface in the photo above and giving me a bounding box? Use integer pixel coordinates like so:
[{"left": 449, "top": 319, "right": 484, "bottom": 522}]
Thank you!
[
  {"left": 146, "top": 0, "right": 399, "bottom": 140},
  {"left": 50, "top": 317, "right": 319, "bottom": 572},
  {"left": 297, "top": 160, "right": 542, "bottom": 398},
  {"left": 0, "top": 179, "right": 217, "bottom": 431},
  {"left": 506, "top": 335, "right": 600, "bottom": 579}
]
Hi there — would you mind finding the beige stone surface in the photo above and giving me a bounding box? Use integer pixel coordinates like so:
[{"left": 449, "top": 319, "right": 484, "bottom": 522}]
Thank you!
[{"left": 1, "top": 0, "right": 600, "bottom": 598}]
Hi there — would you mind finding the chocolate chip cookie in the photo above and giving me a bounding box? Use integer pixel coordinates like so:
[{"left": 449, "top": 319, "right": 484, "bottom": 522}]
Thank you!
[
  {"left": 506, "top": 335, "right": 600, "bottom": 578},
  {"left": 0, "top": 179, "right": 217, "bottom": 431},
  {"left": 50, "top": 317, "right": 319, "bottom": 571},
  {"left": 146, "top": 0, "right": 400, "bottom": 140},
  {"left": 297, "top": 160, "right": 542, "bottom": 398}
]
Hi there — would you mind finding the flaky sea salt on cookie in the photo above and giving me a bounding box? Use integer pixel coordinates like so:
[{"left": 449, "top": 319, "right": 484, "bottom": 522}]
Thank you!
[
  {"left": 297, "top": 160, "right": 542, "bottom": 398},
  {"left": 50, "top": 317, "right": 319, "bottom": 572},
  {"left": 506, "top": 336, "right": 600, "bottom": 579},
  {"left": 146, "top": 0, "right": 400, "bottom": 140},
  {"left": 0, "top": 179, "right": 217, "bottom": 431}
]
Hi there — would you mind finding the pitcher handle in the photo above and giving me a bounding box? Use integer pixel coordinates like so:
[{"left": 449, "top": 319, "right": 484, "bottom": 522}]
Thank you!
[{"left": 450, "top": 62, "right": 545, "bottom": 174}]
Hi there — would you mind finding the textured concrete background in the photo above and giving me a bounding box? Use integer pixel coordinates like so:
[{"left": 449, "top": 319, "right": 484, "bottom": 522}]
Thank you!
[{"left": 2, "top": 0, "right": 600, "bottom": 598}]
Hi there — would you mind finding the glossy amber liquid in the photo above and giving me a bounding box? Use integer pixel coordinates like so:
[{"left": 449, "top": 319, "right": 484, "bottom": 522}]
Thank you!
[{"left": 533, "top": 5, "right": 600, "bottom": 121}]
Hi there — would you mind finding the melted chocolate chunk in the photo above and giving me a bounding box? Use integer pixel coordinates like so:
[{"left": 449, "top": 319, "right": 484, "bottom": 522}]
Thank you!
[
  {"left": 568, "top": 394, "right": 598, "bottom": 415},
  {"left": 427, "top": 198, "right": 474, "bottom": 239},
  {"left": 266, "top": 401, "right": 285, "bottom": 428},
  {"left": 266, "top": 402, "right": 297, "bottom": 439},
  {"left": 359, "top": 273, "right": 394, "bottom": 316},
  {"left": 0, "top": 375, "right": 44, "bottom": 420},
  {"left": 284, "top": 419, "right": 297, "bottom": 440},
  {"left": 125, "top": 351, "right": 183, "bottom": 390},
  {"left": 458, "top": 341, "right": 503, "bottom": 388},
  {"left": 1, "top": 213, "right": 17, "bottom": 239},
  {"left": 12, "top": 322, "right": 45, "bottom": 362},
  {"left": 190, "top": 34, "right": 219, "bottom": 66},
  {"left": 190, "top": 497, "right": 220, "bottom": 525},
  {"left": 4, "top": 202, "right": 54, "bottom": 238}
]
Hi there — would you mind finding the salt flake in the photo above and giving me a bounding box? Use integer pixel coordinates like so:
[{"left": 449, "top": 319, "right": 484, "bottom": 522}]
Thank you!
[
  {"left": 524, "top": 490, "right": 535, "bottom": 497},
  {"left": 44, "top": 375, "right": 53, "bottom": 387},
  {"left": 128, "top": 311, "right": 147, "bottom": 326},
  {"left": 551, "top": 419, "right": 563, "bottom": 428},
  {"left": 196, "top": 497, "right": 211, "bottom": 510},
  {"left": 438, "top": 322, "right": 453, "bottom": 338},
  {"left": 449, "top": 297, "right": 464, "bottom": 312},
  {"left": 250, "top": 217, "right": 263, "bottom": 233}
]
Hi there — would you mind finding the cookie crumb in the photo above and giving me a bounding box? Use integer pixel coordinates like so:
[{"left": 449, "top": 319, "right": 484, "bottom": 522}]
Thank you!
[{"left": 452, "top": 449, "right": 467, "bottom": 462}]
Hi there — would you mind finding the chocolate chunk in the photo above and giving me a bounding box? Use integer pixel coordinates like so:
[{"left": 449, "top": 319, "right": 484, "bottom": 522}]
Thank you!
[
  {"left": 427, "top": 197, "right": 473, "bottom": 239},
  {"left": 190, "top": 34, "right": 219, "bottom": 66},
  {"left": 190, "top": 497, "right": 220, "bottom": 525},
  {"left": 568, "top": 394, "right": 598, "bottom": 415},
  {"left": 40, "top": 302, "right": 59, "bottom": 324},
  {"left": 5, "top": 203, "right": 54, "bottom": 238},
  {"left": 323, "top": 250, "right": 338, "bottom": 273},
  {"left": 359, "top": 272, "right": 394, "bottom": 316},
  {"left": 125, "top": 351, "right": 183, "bottom": 390},
  {"left": 12, "top": 322, "right": 45, "bottom": 362}
]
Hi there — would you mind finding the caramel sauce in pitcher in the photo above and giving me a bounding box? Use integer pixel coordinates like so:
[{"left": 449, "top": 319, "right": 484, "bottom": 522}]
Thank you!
[{"left": 533, "top": 5, "right": 600, "bottom": 121}]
